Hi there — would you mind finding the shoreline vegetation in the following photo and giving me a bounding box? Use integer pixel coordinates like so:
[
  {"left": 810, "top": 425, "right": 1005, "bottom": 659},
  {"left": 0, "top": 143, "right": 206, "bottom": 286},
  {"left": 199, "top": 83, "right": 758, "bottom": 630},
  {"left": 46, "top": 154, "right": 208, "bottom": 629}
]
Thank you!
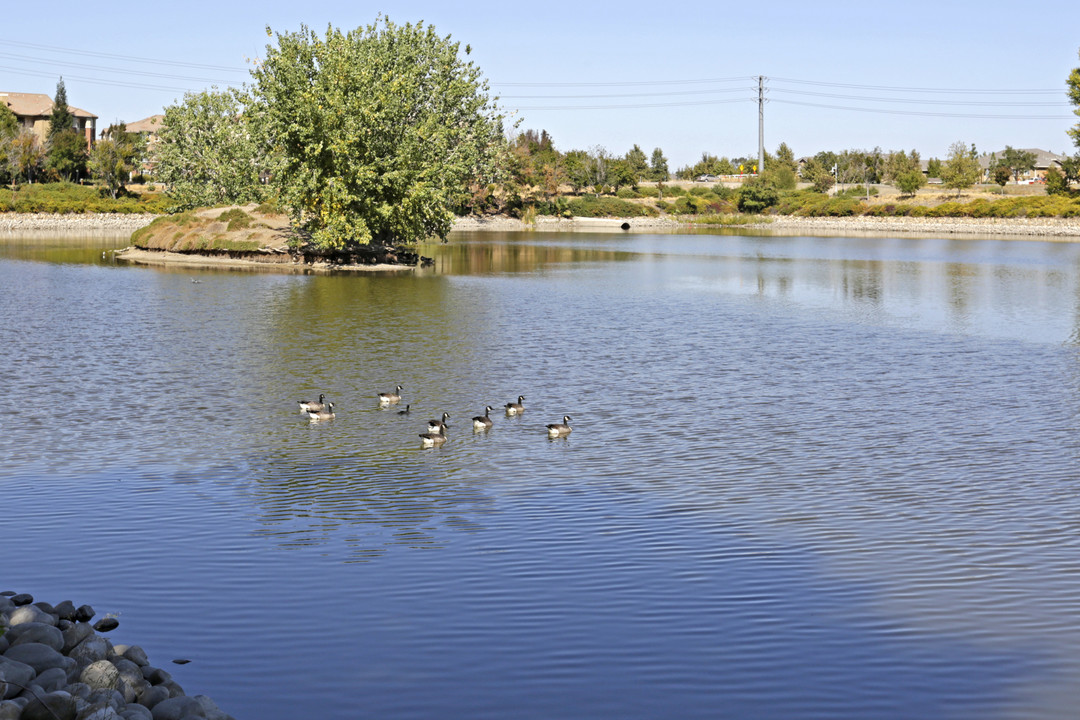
[{"left": 3, "top": 196, "right": 1080, "bottom": 272}]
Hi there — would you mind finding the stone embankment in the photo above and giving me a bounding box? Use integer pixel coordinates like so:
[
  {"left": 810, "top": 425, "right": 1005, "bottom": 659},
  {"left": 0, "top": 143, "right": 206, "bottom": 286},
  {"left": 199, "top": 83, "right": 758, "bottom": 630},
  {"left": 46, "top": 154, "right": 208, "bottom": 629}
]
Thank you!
[
  {"left": 0, "top": 591, "right": 233, "bottom": 720},
  {"left": 0, "top": 214, "right": 159, "bottom": 234}
]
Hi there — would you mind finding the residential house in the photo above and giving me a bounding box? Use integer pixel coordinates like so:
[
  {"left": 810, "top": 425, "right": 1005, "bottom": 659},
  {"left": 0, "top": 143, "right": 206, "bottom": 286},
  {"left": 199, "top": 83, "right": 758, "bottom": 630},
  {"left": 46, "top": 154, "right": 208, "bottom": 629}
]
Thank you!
[
  {"left": 979, "top": 148, "right": 1066, "bottom": 184},
  {"left": 125, "top": 114, "right": 165, "bottom": 176},
  {"left": 0, "top": 91, "right": 97, "bottom": 148}
]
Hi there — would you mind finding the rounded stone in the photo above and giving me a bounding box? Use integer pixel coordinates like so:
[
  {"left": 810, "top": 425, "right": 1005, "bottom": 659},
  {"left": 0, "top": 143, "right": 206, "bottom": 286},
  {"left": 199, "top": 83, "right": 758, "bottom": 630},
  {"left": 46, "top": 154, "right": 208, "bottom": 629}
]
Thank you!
[
  {"left": 33, "top": 667, "right": 68, "bottom": 693},
  {"left": 0, "top": 700, "right": 21, "bottom": 720},
  {"left": 9, "top": 594, "right": 32, "bottom": 607},
  {"left": 73, "top": 605, "right": 96, "bottom": 623},
  {"left": 52, "top": 601, "right": 78, "bottom": 622},
  {"left": 150, "top": 695, "right": 206, "bottom": 720},
  {"left": 61, "top": 622, "right": 94, "bottom": 654},
  {"left": 119, "top": 646, "right": 149, "bottom": 667},
  {"left": 81, "top": 704, "right": 123, "bottom": 720},
  {"left": 7, "top": 605, "right": 55, "bottom": 628},
  {"left": 121, "top": 704, "right": 154, "bottom": 720},
  {"left": 19, "top": 690, "right": 77, "bottom": 720},
  {"left": 81, "top": 660, "right": 121, "bottom": 691},
  {"left": 0, "top": 656, "right": 35, "bottom": 700},
  {"left": 6, "top": 622, "right": 64, "bottom": 652},
  {"left": 136, "top": 685, "right": 169, "bottom": 710},
  {"left": 3, "top": 643, "right": 66, "bottom": 674},
  {"left": 94, "top": 618, "right": 120, "bottom": 633},
  {"left": 70, "top": 636, "right": 112, "bottom": 667}
]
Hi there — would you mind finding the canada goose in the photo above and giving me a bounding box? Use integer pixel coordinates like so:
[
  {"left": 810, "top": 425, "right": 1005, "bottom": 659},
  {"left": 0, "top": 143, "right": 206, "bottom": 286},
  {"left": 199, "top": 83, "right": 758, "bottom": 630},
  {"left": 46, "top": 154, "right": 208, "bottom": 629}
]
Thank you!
[
  {"left": 308, "top": 402, "right": 336, "bottom": 421},
  {"left": 546, "top": 416, "right": 572, "bottom": 437},
  {"left": 378, "top": 385, "right": 403, "bottom": 405},
  {"left": 473, "top": 406, "right": 494, "bottom": 430},
  {"left": 428, "top": 412, "right": 450, "bottom": 432},
  {"left": 504, "top": 396, "right": 525, "bottom": 415},
  {"left": 397, "top": 404, "right": 411, "bottom": 415},
  {"left": 298, "top": 394, "right": 327, "bottom": 414},
  {"left": 419, "top": 427, "right": 447, "bottom": 446}
]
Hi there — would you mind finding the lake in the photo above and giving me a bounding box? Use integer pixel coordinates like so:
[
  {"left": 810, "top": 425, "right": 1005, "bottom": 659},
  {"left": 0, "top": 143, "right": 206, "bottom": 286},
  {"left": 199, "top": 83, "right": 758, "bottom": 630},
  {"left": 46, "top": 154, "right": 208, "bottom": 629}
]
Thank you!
[{"left": 2, "top": 228, "right": 1080, "bottom": 719}]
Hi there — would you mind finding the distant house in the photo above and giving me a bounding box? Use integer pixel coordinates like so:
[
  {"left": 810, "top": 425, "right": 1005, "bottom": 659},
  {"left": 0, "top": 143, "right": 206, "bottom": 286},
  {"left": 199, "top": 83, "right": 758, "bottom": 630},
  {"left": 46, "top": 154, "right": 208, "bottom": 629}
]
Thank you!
[
  {"left": 0, "top": 91, "right": 97, "bottom": 148},
  {"left": 124, "top": 114, "right": 165, "bottom": 176},
  {"left": 979, "top": 148, "right": 1066, "bottom": 184}
]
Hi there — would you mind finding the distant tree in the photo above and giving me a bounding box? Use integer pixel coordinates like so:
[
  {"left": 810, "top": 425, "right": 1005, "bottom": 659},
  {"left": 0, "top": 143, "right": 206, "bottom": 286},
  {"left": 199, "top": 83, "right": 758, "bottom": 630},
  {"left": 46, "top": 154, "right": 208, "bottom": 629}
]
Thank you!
[
  {"left": 1001, "top": 146, "right": 1037, "bottom": 184},
  {"left": 587, "top": 145, "right": 611, "bottom": 194},
  {"left": 896, "top": 170, "right": 926, "bottom": 197},
  {"left": 926, "top": 157, "right": 943, "bottom": 180},
  {"left": 1045, "top": 166, "right": 1069, "bottom": 195},
  {"left": 774, "top": 142, "right": 798, "bottom": 174},
  {"left": 991, "top": 164, "right": 1011, "bottom": 194},
  {"left": 1068, "top": 48, "right": 1080, "bottom": 150},
  {"left": 47, "top": 78, "right": 77, "bottom": 144},
  {"left": 155, "top": 88, "right": 265, "bottom": 209},
  {"left": 46, "top": 128, "right": 87, "bottom": 181},
  {"left": 1060, "top": 154, "right": 1080, "bottom": 187},
  {"left": 88, "top": 123, "right": 140, "bottom": 199},
  {"left": 942, "top": 141, "right": 980, "bottom": 197},
  {"left": 609, "top": 159, "right": 636, "bottom": 192},
  {"left": 885, "top": 150, "right": 925, "bottom": 196},
  {"left": 6, "top": 130, "right": 45, "bottom": 188},
  {"left": 801, "top": 157, "right": 835, "bottom": 193},
  {"left": 563, "top": 150, "right": 590, "bottom": 194},
  {"left": 624, "top": 144, "right": 648, "bottom": 185},
  {"left": 649, "top": 147, "right": 669, "bottom": 181},
  {"left": 0, "top": 103, "right": 17, "bottom": 139}
]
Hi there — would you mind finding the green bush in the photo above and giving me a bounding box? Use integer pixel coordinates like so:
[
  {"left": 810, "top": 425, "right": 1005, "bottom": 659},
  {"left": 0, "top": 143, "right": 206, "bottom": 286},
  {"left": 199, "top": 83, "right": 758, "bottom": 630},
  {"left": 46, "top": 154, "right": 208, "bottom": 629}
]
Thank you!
[
  {"left": 0, "top": 182, "right": 169, "bottom": 214},
  {"left": 616, "top": 187, "right": 641, "bottom": 199},
  {"left": 566, "top": 196, "right": 658, "bottom": 217}
]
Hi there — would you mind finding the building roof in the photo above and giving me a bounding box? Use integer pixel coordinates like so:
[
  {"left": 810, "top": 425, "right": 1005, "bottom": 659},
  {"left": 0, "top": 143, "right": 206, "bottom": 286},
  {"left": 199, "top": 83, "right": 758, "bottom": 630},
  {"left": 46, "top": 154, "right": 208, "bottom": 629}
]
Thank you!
[
  {"left": 979, "top": 148, "right": 1065, "bottom": 170},
  {"left": 0, "top": 92, "right": 97, "bottom": 119},
  {"left": 126, "top": 114, "right": 165, "bottom": 133}
]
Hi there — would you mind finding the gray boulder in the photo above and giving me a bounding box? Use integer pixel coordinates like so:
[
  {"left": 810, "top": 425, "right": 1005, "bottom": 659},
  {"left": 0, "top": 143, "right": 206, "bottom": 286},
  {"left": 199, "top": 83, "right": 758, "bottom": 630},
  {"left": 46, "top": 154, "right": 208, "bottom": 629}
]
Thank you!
[
  {"left": 19, "top": 690, "right": 77, "bottom": 720},
  {"left": 70, "top": 635, "right": 111, "bottom": 667},
  {"left": 61, "top": 622, "right": 94, "bottom": 654},
  {"left": 9, "top": 595, "right": 32, "bottom": 607},
  {"left": 52, "top": 600, "right": 78, "bottom": 622},
  {"left": 0, "top": 656, "right": 35, "bottom": 700},
  {"left": 3, "top": 643, "right": 66, "bottom": 674},
  {"left": 6, "top": 622, "right": 63, "bottom": 652},
  {"left": 31, "top": 667, "right": 67, "bottom": 693},
  {"left": 118, "top": 646, "right": 150, "bottom": 667},
  {"left": 121, "top": 704, "right": 154, "bottom": 720},
  {"left": 7, "top": 605, "right": 55, "bottom": 628},
  {"left": 81, "top": 705, "right": 123, "bottom": 720},
  {"left": 0, "top": 700, "right": 20, "bottom": 720},
  {"left": 81, "top": 660, "right": 121, "bottom": 691},
  {"left": 193, "top": 695, "right": 234, "bottom": 720},
  {"left": 136, "top": 685, "right": 169, "bottom": 710}
]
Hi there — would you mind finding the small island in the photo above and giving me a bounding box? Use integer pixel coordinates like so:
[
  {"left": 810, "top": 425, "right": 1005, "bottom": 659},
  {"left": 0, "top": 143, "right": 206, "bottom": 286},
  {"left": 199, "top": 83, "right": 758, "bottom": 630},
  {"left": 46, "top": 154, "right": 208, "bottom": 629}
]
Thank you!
[{"left": 117, "top": 204, "right": 432, "bottom": 272}]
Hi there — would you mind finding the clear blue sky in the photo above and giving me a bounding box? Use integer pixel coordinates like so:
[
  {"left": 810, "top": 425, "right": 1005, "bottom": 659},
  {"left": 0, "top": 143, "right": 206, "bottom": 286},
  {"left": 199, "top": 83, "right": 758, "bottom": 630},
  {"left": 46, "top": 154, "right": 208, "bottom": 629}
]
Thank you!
[{"left": 4, "top": 0, "right": 1078, "bottom": 168}]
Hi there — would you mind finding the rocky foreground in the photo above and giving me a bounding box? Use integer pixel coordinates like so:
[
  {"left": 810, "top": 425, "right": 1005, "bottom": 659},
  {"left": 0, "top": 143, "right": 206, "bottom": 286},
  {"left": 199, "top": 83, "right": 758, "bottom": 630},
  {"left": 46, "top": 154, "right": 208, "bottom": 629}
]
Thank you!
[{"left": 0, "top": 591, "right": 232, "bottom": 720}]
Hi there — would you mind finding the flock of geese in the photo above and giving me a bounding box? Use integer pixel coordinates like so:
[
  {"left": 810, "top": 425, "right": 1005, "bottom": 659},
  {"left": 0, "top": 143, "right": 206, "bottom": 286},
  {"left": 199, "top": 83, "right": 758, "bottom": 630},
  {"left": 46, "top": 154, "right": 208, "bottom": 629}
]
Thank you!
[{"left": 297, "top": 386, "right": 573, "bottom": 445}]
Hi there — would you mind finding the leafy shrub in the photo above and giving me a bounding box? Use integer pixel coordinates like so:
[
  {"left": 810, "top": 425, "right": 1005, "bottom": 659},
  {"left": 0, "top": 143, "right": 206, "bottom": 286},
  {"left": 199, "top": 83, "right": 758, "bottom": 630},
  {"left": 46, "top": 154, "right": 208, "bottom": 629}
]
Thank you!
[
  {"left": 566, "top": 196, "right": 658, "bottom": 217},
  {"left": 737, "top": 182, "right": 780, "bottom": 213},
  {"left": 0, "top": 182, "right": 169, "bottom": 214},
  {"left": 616, "top": 188, "right": 640, "bottom": 199},
  {"left": 217, "top": 208, "right": 254, "bottom": 231}
]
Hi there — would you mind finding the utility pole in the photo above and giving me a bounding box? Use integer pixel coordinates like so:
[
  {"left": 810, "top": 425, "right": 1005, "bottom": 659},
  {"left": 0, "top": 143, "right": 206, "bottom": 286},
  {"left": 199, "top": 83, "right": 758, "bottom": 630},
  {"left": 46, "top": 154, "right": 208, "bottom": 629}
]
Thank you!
[{"left": 757, "top": 76, "right": 765, "bottom": 176}]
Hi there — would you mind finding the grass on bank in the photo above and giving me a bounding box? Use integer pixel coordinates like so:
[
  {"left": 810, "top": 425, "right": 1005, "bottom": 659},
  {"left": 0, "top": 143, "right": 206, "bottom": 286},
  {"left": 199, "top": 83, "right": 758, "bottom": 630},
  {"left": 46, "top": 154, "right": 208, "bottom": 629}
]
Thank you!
[{"left": 0, "top": 182, "right": 172, "bottom": 214}]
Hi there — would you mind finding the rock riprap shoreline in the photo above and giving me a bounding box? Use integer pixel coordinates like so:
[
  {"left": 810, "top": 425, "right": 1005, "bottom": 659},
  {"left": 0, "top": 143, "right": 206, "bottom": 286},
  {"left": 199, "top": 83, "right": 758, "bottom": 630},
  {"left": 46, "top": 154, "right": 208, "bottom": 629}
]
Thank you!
[
  {"left": 0, "top": 591, "right": 233, "bottom": 720},
  {"left": 0, "top": 214, "right": 159, "bottom": 234}
]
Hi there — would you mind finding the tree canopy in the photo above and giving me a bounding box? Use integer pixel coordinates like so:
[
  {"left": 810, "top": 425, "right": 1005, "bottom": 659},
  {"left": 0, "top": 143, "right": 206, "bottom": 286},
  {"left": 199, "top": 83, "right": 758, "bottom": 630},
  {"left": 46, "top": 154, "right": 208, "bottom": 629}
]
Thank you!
[
  {"left": 249, "top": 18, "right": 507, "bottom": 248},
  {"left": 154, "top": 88, "right": 266, "bottom": 209},
  {"left": 942, "top": 141, "right": 980, "bottom": 197},
  {"left": 47, "top": 77, "right": 75, "bottom": 142},
  {"left": 1068, "top": 48, "right": 1080, "bottom": 150}
]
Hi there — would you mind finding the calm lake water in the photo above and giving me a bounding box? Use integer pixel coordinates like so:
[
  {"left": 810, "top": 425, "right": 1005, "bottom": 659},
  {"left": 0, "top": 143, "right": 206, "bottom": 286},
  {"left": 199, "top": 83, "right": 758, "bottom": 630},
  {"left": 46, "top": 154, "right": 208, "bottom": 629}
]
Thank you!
[{"left": 3, "top": 228, "right": 1080, "bottom": 719}]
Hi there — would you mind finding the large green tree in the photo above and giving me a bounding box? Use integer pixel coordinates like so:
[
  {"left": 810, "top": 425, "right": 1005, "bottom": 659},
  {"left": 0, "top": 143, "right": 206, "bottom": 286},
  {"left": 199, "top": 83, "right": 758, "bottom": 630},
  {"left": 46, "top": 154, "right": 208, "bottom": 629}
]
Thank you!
[
  {"left": 250, "top": 18, "right": 507, "bottom": 248},
  {"left": 154, "top": 88, "right": 265, "bottom": 209},
  {"left": 46, "top": 128, "right": 87, "bottom": 181},
  {"left": 649, "top": 147, "right": 669, "bottom": 182}
]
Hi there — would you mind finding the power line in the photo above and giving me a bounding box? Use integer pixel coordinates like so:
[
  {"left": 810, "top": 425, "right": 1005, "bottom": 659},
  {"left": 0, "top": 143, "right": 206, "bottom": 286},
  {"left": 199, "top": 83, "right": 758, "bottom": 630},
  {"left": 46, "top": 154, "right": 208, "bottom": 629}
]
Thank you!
[
  {"left": 500, "top": 86, "right": 754, "bottom": 100},
  {"left": 770, "top": 76, "right": 1062, "bottom": 95},
  {"left": 0, "top": 38, "right": 249, "bottom": 73},
  {"left": 770, "top": 87, "right": 1068, "bottom": 107},
  {"left": 770, "top": 98, "right": 1072, "bottom": 120},
  {"left": 0, "top": 52, "right": 241, "bottom": 85}
]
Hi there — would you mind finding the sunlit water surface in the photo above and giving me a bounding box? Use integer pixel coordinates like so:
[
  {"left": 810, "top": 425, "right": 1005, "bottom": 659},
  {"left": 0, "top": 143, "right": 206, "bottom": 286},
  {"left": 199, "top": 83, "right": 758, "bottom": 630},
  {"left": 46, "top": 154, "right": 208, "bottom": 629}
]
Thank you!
[{"left": 2, "top": 230, "right": 1080, "bottom": 719}]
